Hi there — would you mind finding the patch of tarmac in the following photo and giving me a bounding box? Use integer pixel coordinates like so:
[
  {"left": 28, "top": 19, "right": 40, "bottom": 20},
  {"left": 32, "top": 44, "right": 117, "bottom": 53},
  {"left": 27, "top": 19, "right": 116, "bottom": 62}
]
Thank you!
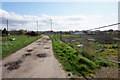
[
  {"left": 33, "top": 47, "right": 36, "bottom": 49},
  {"left": 36, "top": 41, "right": 41, "bottom": 43},
  {"left": 27, "top": 49, "right": 33, "bottom": 52},
  {"left": 24, "top": 53, "right": 31, "bottom": 56},
  {"left": 43, "top": 41, "right": 48, "bottom": 43},
  {"left": 44, "top": 46, "right": 50, "bottom": 49},
  {"left": 46, "top": 38, "right": 50, "bottom": 41},
  {"left": 37, "top": 43, "right": 41, "bottom": 45},
  {"left": 36, "top": 53, "right": 47, "bottom": 58},
  {"left": 4, "top": 60, "right": 22, "bottom": 71},
  {"left": 4, "top": 52, "right": 32, "bottom": 71}
]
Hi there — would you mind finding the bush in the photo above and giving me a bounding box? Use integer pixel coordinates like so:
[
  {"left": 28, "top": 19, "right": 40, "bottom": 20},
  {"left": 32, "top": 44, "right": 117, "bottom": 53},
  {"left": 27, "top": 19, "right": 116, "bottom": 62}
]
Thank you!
[
  {"left": 26, "top": 31, "right": 38, "bottom": 36},
  {"left": 68, "top": 73, "right": 71, "bottom": 76},
  {"left": 18, "top": 29, "right": 27, "bottom": 35},
  {"left": 2, "top": 28, "right": 8, "bottom": 36}
]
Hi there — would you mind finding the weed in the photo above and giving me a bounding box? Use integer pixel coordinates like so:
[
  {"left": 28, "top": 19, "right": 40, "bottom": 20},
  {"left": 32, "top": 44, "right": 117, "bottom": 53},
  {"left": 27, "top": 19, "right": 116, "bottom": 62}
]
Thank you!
[
  {"left": 95, "top": 60, "right": 111, "bottom": 67},
  {"left": 68, "top": 73, "right": 71, "bottom": 76}
]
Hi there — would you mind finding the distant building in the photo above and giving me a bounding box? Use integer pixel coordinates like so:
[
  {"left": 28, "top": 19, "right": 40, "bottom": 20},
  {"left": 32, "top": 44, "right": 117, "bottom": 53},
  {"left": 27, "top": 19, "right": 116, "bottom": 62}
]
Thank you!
[{"left": 73, "top": 31, "right": 82, "bottom": 35}]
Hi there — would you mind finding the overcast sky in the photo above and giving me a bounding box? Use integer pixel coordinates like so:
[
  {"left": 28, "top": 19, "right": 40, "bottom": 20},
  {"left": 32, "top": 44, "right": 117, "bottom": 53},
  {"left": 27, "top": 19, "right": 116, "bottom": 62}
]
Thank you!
[{"left": 0, "top": 2, "right": 118, "bottom": 31}]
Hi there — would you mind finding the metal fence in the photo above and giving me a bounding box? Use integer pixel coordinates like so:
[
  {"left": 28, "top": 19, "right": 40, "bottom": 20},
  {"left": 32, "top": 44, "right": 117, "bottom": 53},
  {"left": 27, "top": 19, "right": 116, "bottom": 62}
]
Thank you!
[
  {"left": 59, "top": 23, "right": 120, "bottom": 63},
  {"left": 83, "top": 23, "right": 120, "bottom": 63}
]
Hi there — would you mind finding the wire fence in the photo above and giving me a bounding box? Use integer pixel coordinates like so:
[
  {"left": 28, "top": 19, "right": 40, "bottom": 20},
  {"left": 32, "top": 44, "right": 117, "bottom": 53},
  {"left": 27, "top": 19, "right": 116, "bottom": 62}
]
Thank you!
[
  {"left": 84, "top": 25, "right": 119, "bottom": 63},
  {"left": 59, "top": 23, "right": 120, "bottom": 63}
]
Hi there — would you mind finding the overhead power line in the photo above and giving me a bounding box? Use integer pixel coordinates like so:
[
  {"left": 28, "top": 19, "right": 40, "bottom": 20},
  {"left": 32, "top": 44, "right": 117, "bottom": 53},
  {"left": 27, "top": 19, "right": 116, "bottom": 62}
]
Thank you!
[{"left": 87, "top": 23, "right": 120, "bottom": 31}]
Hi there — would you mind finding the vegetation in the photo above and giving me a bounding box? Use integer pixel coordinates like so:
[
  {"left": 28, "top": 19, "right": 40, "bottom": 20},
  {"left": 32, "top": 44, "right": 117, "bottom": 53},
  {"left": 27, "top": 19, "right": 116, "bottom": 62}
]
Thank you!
[
  {"left": 61, "top": 35, "right": 81, "bottom": 39},
  {"left": 18, "top": 29, "right": 27, "bottom": 35},
  {"left": 2, "top": 28, "right": 8, "bottom": 36},
  {"left": 68, "top": 73, "right": 71, "bottom": 76},
  {"left": 50, "top": 35, "right": 112, "bottom": 77},
  {"left": 60, "top": 34, "right": 118, "bottom": 61},
  {"left": 2, "top": 35, "right": 41, "bottom": 59},
  {"left": 26, "top": 31, "right": 39, "bottom": 36}
]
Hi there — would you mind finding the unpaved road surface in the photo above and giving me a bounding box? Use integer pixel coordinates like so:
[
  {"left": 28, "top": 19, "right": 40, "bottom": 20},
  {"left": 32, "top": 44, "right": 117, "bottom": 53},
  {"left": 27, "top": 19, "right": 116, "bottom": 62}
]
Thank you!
[{"left": 2, "top": 36, "right": 66, "bottom": 78}]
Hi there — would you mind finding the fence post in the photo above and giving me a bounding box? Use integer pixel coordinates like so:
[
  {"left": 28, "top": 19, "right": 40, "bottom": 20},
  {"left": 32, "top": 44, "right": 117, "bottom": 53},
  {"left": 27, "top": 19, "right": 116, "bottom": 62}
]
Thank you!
[
  {"left": 60, "top": 32, "right": 62, "bottom": 40},
  {"left": 70, "top": 31, "right": 72, "bottom": 46},
  {"left": 103, "top": 32, "right": 105, "bottom": 50}
]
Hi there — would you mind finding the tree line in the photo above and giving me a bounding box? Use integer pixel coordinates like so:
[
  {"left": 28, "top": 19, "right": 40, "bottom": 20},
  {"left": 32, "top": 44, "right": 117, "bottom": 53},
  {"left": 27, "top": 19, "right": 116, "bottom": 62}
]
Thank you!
[{"left": 2, "top": 28, "right": 39, "bottom": 36}]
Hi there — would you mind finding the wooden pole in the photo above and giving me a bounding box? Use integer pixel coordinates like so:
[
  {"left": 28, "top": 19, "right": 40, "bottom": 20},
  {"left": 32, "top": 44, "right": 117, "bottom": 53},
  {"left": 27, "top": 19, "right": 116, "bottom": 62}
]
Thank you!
[
  {"left": 37, "top": 21, "right": 38, "bottom": 35},
  {"left": 7, "top": 20, "right": 8, "bottom": 40}
]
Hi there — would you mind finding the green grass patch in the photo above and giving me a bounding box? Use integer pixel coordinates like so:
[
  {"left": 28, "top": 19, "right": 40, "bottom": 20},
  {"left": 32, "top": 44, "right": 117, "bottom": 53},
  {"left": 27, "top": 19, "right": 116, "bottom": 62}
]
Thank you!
[
  {"left": 53, "top": 34, "right": 81, "bottom": 39},
  {"left": 62, "top": 35, "right": 81, "bottom": 38},
  {"left": 2, "top": 35, "right": 41, "bottom": 59},
  {"left": 95, "top": 60, "right": 113, "bottom": 67},
  {"left": 50, "top": 35, "right": 99, "bottom": 76},
  {"left": 50, "top": 35, "right": 116, "bottom": 77}
]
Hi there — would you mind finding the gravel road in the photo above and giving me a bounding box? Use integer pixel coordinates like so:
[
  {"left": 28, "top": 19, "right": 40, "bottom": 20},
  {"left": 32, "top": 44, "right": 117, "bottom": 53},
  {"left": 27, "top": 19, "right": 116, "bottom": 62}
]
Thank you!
[{"left": 2, "top": 36, "right": 66, "bottom": 78}]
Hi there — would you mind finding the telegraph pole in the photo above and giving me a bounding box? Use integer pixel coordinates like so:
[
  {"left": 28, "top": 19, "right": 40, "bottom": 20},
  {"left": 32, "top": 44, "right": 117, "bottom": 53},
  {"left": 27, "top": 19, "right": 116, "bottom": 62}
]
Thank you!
[
  {"left": 50, "top": 19, "right": 52, "bottom": 31},
  {"left": 37, "top": 21, "right": 38, "bottom": 35},
  {"left": 7, "top": 20, "right": 8, "bottom": 40}
]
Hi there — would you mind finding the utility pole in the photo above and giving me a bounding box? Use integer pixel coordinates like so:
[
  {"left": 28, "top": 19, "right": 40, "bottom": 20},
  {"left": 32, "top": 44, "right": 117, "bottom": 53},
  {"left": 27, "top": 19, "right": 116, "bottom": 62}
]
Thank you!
[
  {"left": 7, "top": 20, "right": 8, "bottom": 40},
  {"left": 37, "top": 21, "right": 38, "bottom": 35},
  {"left": 50, "top": 19, "right": 52, "bottom": 31}
]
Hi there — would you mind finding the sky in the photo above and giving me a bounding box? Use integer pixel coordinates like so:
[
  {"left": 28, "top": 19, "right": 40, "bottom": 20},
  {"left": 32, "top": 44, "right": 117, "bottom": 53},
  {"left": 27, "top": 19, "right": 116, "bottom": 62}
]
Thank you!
[{"left": 0, "top": 2, "right": 118, "bottom": 31}]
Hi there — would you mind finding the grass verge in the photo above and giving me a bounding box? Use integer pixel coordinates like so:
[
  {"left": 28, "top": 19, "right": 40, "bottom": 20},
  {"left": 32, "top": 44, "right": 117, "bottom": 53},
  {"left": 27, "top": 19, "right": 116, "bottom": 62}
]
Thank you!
[
  {"left": 50, "top": 35, "right": 106, "bottom": 76},
  {"left": 2, "top": 35, "right": 41, "bottom": 59}
]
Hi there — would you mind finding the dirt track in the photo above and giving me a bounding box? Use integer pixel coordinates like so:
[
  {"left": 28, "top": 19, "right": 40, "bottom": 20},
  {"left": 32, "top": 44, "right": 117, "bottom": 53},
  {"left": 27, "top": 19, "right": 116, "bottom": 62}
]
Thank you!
[{"left": 2, "top": 36, "right": 66, "bottom": 78}]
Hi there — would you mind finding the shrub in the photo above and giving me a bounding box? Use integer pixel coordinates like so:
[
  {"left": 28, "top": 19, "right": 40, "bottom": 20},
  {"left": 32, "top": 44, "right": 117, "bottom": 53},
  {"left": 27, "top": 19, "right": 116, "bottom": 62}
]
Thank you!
[
  {"left": 2, "top": 28, "right": 8, "bottom": 36},
  {"left": 18, "top": 29, "right": 27, "bottom": 35},
  {"left": 26, "top": 31, "right": 38, "bottom": 36},
  {"left": 68, "top": 73, "right": 71, "bottom": 76}
]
